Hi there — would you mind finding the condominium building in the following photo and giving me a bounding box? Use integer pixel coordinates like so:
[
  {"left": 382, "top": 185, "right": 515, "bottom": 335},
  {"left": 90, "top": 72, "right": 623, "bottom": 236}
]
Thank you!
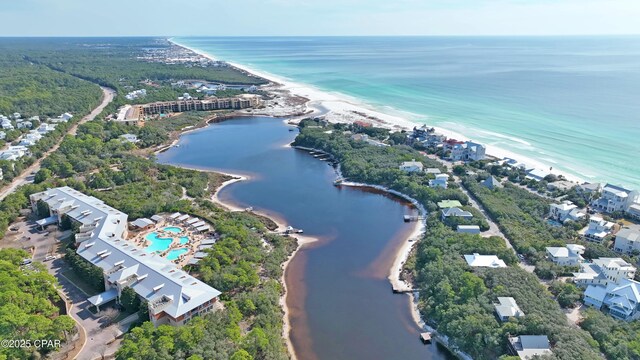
[{"left": 30, "top": 187, "right": 221, "bottom": 326}]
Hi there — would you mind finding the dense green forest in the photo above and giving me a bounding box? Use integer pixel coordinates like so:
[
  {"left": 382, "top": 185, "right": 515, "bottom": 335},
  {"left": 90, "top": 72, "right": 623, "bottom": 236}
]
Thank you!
[{"left": 0, "top": 248, "right": 76, "bottom": 360}]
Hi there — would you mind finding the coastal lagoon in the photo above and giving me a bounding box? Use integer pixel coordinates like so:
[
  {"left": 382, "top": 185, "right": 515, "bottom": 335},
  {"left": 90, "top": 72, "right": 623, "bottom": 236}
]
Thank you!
[
  {"left": 158, "top": 117, "right": 453, "bottom": 360},
  {"left": 175, "top": 36, "right": 640, "bottom": 189}
]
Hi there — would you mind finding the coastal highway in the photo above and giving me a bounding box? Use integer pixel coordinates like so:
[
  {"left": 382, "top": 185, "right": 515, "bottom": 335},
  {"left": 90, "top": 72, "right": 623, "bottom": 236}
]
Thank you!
[{"left": 0, "top": 86, "right": 116, "bottom": 202}]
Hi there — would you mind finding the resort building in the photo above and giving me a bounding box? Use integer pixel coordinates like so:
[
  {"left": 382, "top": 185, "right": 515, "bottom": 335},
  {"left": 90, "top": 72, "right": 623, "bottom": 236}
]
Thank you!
[
  {"left": 494, "top": 297, "right": 525, "bottom": 322},
  {"left": 591, "top": 183, "right": 639, "bottom": 214},
  {"left": 481, "top": 176, "right": 503, "bottom": 190},
  {"left": 545, "top": 244, "right": 585, "bottom": 266},
  {"left": 573, "top": 258, "right": 636, "bottom": 287},
  {"left": 548, "top": 201, "right": 586, "bottom": 224},
  {"left": 428, "top": 174, "right": 449, "bottom": 189},
  {"left": 441, "top": 207, "right": 473, "bottom": 221},
  {"left": 130, "top": 217, "right": 155, "bottom": 231},
  {"left": 583, "top": 216, "right": 615, "bottom": 243},
  {"left": 399, "top": 159, "right": 424, "bottom": 173},
  {"left": 29, "top": 187, "right": 222, "bottom": 326},
  {"left": 583, "top": 279, "right": 640, "bottom": 321},
  {"left": 141, "top": 95, "right": 261, "bottom": 116},
  {"left": 508, "top": 335, "right": 552, "bottom": 359},
  {"left": 613, "top": 226, "right": 640, "bottom": 254},
  {"left": 464, "top": 253, "right": 507, "bottom": 268},
  {"left": 115, "top": 104, "right": 144, "bottom": 126}
]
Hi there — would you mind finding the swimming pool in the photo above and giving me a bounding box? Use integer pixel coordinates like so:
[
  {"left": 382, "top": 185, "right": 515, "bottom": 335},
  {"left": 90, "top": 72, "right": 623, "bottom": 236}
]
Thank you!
[
  {"left": 144, "top": 233, "right": 189, "bottom": 253},
  {"left": 163, "top": 226, "right": 182, "bottom": 234},
  {"left": 166, "top": 248, "right": 188, "bottom": 261}
]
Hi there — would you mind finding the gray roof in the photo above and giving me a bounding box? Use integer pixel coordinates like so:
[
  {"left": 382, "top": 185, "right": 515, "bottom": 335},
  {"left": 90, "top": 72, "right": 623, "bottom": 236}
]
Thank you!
[
  {"left": 151, "top": 215, "right": 164, "bottom": 222},
  {"left": 494, "top": 297, "right": 524, "bottom": 319},
  {"left": 442, "top": 207, "right": 473, "bottom": 218},
  {"left": 482, "top": 176, "right": 503, "bottom": 189},
  {"left": 131, "top": 218, "right": 154, "bottom": 228},
  {"left": 30, "top": 187, "right": 221, "bottom": 320},
  {"left": 510, "top": 335, "right": 552, "bottom": 359}
]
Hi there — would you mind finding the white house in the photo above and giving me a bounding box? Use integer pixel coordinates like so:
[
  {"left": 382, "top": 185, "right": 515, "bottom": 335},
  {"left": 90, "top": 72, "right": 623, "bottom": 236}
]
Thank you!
[
  {"left": 464, "top": 253, "right": 507, "bottom": 268},
  {"left": 584, "top": 279, "right": 640, "bottom": 321},
  {"left": 614, "top": 226, "right": 640, "bottom": 254},
  {"left": 441, "top": 207, "right": 473, "bottom": 221},
  {"left": 61, "top": 112, "right": 73, "bottom": 121},
  {"left": 0, "top": 145, "right": 30, "bottom": 161},
  {"left": 583, "top": 216, "right": 615, "bottom": 243},
  {"left": 1, "top": 119, "right": 14, "bottom": 130},
  {"left": 574, "top": 258, "right": 636, "bottom": 287},
  {"left": 494, "top": 297, "right": 525, "bottom": 322},
  {"left": 549, "top": 201, "right": 586, "bottom": 223},
  {"left": 17, "top": 121, "right": 33, "bottom": 129},
  {"left": 545, "top": 244, "right": 585, "bottom": 266},
  {"left": 399, "top": 159, "right": 424, "bottom": 173},
  {"left": 429, "top": 174, "right": 449, "bottom": 189},
  {"left": 0, "top": 131, "right": 5, "bottom": 140},
  {"left": 120, "top": 134, "right": 139, "bottom": 143},
  {"left": 445, "top": 140, "right": 486, "bottom": 161},
  {"left": 525, "top": 168, "right": 551, "bottom": 182},
  {"left": 591, "top": 183, "right": 639, "bottom": 214},
  {"left": 508, "top": 335, "right": 552, "bottom": 359},
  {"left": 36, "top": 123, "right": 57, "bottom": 134}
]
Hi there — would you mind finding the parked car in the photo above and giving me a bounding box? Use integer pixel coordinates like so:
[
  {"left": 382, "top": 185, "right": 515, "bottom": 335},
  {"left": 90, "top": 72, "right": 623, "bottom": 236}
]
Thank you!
[
  {"left": 44, "top": 255, "right": 56, "bottom": 261},
  {"left": 21, "top": 258, "right": 32, "bottom": 265}
]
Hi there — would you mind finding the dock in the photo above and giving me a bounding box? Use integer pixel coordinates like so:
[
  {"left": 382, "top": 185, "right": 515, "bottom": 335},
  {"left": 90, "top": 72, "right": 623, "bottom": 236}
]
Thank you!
[
  {"left": 420, "top": 332, "right": 432, "bottom": 344},
  {"left": 403, "top": 215, "right": 426, "bottom": 222}
]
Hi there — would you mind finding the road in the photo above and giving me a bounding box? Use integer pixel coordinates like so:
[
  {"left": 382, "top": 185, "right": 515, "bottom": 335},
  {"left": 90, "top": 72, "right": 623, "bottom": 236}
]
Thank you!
[{"left": 0, "top": 86, "right": 115, "bottom": 201}]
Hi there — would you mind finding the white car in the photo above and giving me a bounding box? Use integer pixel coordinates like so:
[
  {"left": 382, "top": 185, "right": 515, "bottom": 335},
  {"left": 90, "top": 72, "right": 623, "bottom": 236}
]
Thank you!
[{"left": 44, "top": 255, "right": 57, "bottom": 261}]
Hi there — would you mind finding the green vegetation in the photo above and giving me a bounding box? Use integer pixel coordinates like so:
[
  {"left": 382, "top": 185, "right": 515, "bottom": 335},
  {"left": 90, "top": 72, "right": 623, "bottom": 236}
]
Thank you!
[
  {"left": 581, "top": 308, "right": 640, "bottom": 360},
  {"left": 64, "top": 247, "right": 106, "bottom": 293},
  {"left": 0, "top": 248, "right": 76, "bottom": 360},
  {"left": 294, "top": 120, "right": 604, "bottom": 359}
]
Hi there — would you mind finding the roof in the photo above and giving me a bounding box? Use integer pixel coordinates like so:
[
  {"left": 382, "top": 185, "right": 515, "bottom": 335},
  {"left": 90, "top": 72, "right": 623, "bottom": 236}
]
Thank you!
[
  {"left": 464, "top": 253, "right": 507, "bottom": 268},
  {"left": 30, "top": 187, "right": 221, "bottom": 320},
  {"left": 36, "top": 215, "right": 58, "bottom": 227},
  {"left": 169, "top": 212, "right": 182, "bottom": 219},
  {"left": 176, "top": 214, "right": 190, "bottom": 221},
  {"left": 482, "top": 176, "right": 503, "bottom": 189},
  {"left": 425, "top": 168, "right": 441, "bottom": 174},
  {"left": 400, "top": 160, "right": 424, "bottom": 168},
  {"left": 131, "top": 218, "right": 154, "bottom": 228},
  {"left": 494, "top": 297, "right": 524, "bottom": 319},
  {"left": 509, "top": 335, "right": 552, "bottom": 359},
  {"left": 603, "top": 183, "right": 632, "bottom": 197},
  {"left": 442, "top": 207, "right": 473, "bottom": 218},
  {"left": 87, "top": 288, "right": 119, "bottom": 307},
  {"left": 457, "top": 225, "right": 480, "bottom": 230},
  {"left": 150, "top": 215, "right": 164, "bottom": 222},
  {"left": 438, "top": 200, "right": 463, "bottom": 209},
  {"left": 616, "top": 228, "right": 640, "bottom": 243}
]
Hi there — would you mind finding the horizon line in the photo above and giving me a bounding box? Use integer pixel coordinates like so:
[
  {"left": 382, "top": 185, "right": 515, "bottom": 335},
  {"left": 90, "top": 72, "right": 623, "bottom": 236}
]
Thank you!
[{"left": 1, "top": 34, "right": 640, "bottom": 39}]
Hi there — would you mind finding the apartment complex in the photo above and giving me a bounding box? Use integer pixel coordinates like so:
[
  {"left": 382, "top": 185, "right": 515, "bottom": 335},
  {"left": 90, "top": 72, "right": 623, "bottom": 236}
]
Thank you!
[{"left": 30, "top": 187, "right": 221, "bottom": 326}]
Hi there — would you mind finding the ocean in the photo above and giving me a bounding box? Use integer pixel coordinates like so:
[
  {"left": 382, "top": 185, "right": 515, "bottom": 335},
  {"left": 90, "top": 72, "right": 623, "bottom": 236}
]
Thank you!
[{"left": 174, "top": 36, "right": 640, "bottom": 189}]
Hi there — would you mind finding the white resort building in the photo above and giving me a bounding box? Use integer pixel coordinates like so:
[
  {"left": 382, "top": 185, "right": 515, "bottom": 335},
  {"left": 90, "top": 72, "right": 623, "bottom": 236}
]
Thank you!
[{"left": 30, "top": 186, "right": 221, "bottom": 326}]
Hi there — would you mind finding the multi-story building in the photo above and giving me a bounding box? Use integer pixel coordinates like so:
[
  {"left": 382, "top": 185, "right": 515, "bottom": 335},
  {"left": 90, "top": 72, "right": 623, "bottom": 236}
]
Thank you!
[
  {"left": 591, "top": 183, "right": 639, "bottom": 213},
  {"left": 444, "top": 140, "right": 486, "bottom": 161},
  {"left": 613, "top": 226, "right": 640, "bottom": 254},
  {"left": 545, "top": 244, "right": 585, "bottom": 266},
  {"left": 584, "top": 279, "right": 640, "bottom": 321},
  {"left": 573, "top": 258, "right": 636, "bottom": 287},
  {"left": 30, "top": 187, "right": 221, "bottom": 326},
  {"left": 549, "top": 201, "right": 586, "bottom": 223},
  {"left": 583, "top": 216, "right": 615, "bottom": 243}
]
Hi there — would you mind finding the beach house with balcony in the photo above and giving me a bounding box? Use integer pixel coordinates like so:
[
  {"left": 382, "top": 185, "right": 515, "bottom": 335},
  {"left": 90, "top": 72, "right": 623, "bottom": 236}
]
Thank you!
[
  {"left": 549, "top": 201, "right": 586, "bottom": 223},
  {"left": 429, "top": 174, "right": 449, "bottom": 189},
  {"left": 545, "top": 244, "right": 585, "bottom": 266},
  {"left": 613, "top": 226, "right": 640, "bottom": 254},
  {"left": 29, "top": 187, "right": 221, "bottom": 326},
  {"left": 573, "top": 258, "right": 636, "bottom": 287},
  {"left": 583, "top": 279, "right": 640, "bottom": 321},
  {"left": 591, "top": 183, "right": 639, "bottom": 214},
  {"left": 399, "top": 159, "right": 424, "bottom": 173},
  {"left": 583, "top": 216, "right": 615, "bottom": 243}
]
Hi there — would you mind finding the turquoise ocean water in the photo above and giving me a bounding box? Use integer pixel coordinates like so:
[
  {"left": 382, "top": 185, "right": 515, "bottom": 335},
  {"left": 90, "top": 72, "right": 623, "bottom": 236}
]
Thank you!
[{"left": 175, "top": 36, "right": 640, "bottom": 189}]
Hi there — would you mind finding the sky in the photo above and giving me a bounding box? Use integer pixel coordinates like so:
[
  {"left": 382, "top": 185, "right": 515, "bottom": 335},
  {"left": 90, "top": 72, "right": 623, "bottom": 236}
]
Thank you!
[{"left": 1, "top": 0, "right": 640, "bottom": 36}]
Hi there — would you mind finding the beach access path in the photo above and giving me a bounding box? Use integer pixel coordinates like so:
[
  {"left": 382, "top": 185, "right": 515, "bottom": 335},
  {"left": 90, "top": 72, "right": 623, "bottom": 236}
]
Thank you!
[{"left": 0, "top": 86, "right": 116, "bottom": 202}]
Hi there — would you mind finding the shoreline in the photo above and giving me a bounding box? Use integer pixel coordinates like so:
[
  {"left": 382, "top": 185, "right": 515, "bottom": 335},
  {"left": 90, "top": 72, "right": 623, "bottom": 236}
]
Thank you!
[
  {"left": 207, "top": 168, "right": 317, "bottom": 360},
  {"left": 168, "top": 37, "right": 586, "bottom": 184}
]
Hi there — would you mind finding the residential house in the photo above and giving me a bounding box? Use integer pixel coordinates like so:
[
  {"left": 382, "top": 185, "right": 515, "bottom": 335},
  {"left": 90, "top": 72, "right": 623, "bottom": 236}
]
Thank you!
[
  {"left": 591, "top": 183, "right": 639, "bottom": 213},
  {"left": 399, "top": 159, "right": 424, "bottom": 173},
  {"left": 464, "top": 253, "right": 507, "bottom": 268},
  {"left": 457, "top": 225, "right": 480, "bottom": 234},
  {"left": 584, "top": 279, "right": 640, "bottom": 321},
  {"left": 549, "top": 201, "right": 586, "bottom": 223},
  {"left": 579, "top": 182, "right": 602, "bottom": 194},
  {"left": 437, "top": 200, "right": 463, "bottom": 209},
  {"left": 0, "top": 146, "right": 30, "bottom": 161},
  {"left": 36, "top": 123, "right": 56, "bottom": 134},
  {"left": 574, "top": 258, "right": 636, "bottom": 287},
  {"left": 61, "top": 112, "right": 73, "bottom": 121},
  {"left": 120, "top": 134, "right": 139, "bottom": 143},
  {"left": 429, "top": 174, "right": 449, "bottom": 189},
  {"left": 441, "top": 207, "right": 473, "bottom": 221},
  {"left": 614, "top": 226, "right": 640, "bottom": 254},
  {"left": 482, "top": 176, "right": 503, "bottom": 190},
  {"left": 525, "top": 168, "right": 551, "bottom": 182},
  {"left": 17, "top": 121, "right": 32, "bottom": 129},
  {"left": 30, "top": 187, "right": 222, "bottom": 326},
  {"left": 444, "top": 140, "right": 486, "bottom": 161},
  {"left": 583, "top": 216, "right": 615, "bottom": 243},
  {"left": 494, "top": 297, "right": 525, "bottom": 322},
  {"left": 1, "top": 119, "right": 14, "bottom": 130},
  {"left": 545, "top": 244, "right": 585, "bottom": 266},
  {"left": 0, "top": 131, "right": 5, "bottom": 140},
  {"left": 508, "top": 335, "right": 552, "bottom": 359},
  {"left": 425, "top": 168, "right": 441, "bottom": 175},
  {"left": 547, "top": 180, "right": 576, "bottom": 192}
]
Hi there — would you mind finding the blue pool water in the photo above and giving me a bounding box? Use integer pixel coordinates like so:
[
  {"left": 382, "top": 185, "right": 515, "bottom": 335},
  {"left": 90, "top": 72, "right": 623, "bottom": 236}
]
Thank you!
[
  {"left": 164, "top": 226, "right": 182, "bottom": 234},
  {"left": 144, "top": 233, "right": 190, "bottom": 253},
  {"left": 166, "top": 248, "right": 189, "bottom": 261}
]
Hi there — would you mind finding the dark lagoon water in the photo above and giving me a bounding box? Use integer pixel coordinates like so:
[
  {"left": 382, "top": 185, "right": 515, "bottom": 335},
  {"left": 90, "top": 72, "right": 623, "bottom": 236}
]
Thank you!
[{"left": 157, "top": 117, "right": 453, "bottom": 360}]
